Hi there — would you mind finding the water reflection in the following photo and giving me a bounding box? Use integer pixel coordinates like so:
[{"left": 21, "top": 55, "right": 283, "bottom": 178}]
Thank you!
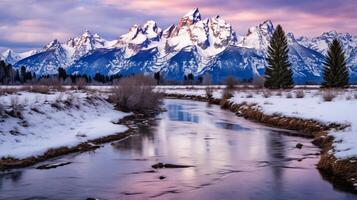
[
  {"left": 216, "top": 121, "right": 250, "bottom": 131},
  {"left": 0, "top": 99, "right": 356, "bottom": 200},
  {"left": 167, "top": 104, "right": 199, "bottom": 123}
]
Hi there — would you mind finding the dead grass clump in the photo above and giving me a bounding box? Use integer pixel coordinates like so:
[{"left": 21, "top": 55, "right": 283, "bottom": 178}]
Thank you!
[
  {"left": 221, "top": 88, "right": 233, "bottom": 100},
  {"left": 76, "top": 78, "right": 87, "bottom": 90},
  {"left": 109, "top": 74, "right": 163, "bottom": 115},
  {"left": 205, "top": 86, "right": 213, "bottom": 99},
  {"left": 0, "top": 87, "right": 20, "bottom": 95},
  {"left": 252, "top": 75, "right": 265, "bottom": 89},
  {"left": 0, "top": 102, "right": 4, "bottom": 116},
  {"left": 9, "top": 96, "right": 23, "bottom": 118},
  {"left": 322, "top": 90, "right": 337, "bottom": 102},
  {"left": 295, "top": 90, "right": 305, "bottom": 98},
  {"left": 29, "top": 85, "right": 50, "bottom": 94},
  {"left": 275, "top": 90, "right": 283, "bottom": 96},
  {"left": 225, "top": 76, "right": 236, "bottom": 90},
  {"left": 263, "top": 90, "right": 272, "bottom": 98},
  {"left": 286, "top": 92, "right": 293, "bottom": 98},
  {"left": 246, "top": 93, "right": 253, "bottom": 98}
]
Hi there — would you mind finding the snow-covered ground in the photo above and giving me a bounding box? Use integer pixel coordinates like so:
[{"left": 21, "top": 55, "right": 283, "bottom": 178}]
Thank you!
[
  {"left": 160, "top": 87, "right": 357, "bottom": 159},
  {"left": 0, "top": 91, "right": 129, "bottom": 159}
]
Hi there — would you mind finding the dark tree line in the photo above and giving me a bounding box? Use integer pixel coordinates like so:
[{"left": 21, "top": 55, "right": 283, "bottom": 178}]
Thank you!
[{"left": 0, "top": 61, "right": 36, "bottom": 84}]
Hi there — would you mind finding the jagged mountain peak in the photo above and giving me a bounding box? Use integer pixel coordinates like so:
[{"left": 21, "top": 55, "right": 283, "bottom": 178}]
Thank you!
[
  {"left": 238, "top": 20, "right": 275, "bottom": 50},
  {"left": 183, "top": 8, "right": 201, "bottom": 22},
  {"left": 179, "top": 8, "right": 202, "bottom": 28},
  {"left": 118, "top": 20, "right": 162, "bottom": 46},
  {"left": 44, "top": 39, "right": 62, "bottom": 50}
]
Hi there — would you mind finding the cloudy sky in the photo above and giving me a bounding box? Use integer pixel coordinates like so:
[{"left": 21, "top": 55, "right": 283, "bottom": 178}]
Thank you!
[{"left": 0, "top": 0, "right": 356, "bottom": 52}]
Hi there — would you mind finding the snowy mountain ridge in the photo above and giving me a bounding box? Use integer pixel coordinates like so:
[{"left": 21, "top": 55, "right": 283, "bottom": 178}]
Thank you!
[{"left": 2, "top": 8, "right": 357, "bottom": 83}]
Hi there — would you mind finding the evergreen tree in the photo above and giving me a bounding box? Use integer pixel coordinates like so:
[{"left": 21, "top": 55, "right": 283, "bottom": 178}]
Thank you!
[
  {"left": 321, "top": 39, "right": 349, "bottom": 88},
  {"left": 58, "top": 67, "right": 67, "bottom": 81},
  {"left": 154, "top": 72, "right": 160, "bottom": 85},
  {"left": 20, "top": 66, "right": 26, "bottom": 83},
  {"left": 264, "top": 25, "right": 294, "bottom": 89}
]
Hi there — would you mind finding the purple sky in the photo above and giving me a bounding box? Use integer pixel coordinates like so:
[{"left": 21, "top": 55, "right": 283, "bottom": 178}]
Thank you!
[{"left": 0, "top": 0, "right": 356, "bottom": 52}]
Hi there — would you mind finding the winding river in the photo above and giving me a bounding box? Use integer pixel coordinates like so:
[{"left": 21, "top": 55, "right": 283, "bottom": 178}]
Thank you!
[{"left": 0, "top": 99, "right": 356, "bottom": 200}]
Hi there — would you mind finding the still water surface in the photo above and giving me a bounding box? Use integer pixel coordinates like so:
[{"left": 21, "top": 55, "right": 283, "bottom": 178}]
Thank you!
[{"left": 0, "top": 99, "right": 356, "bottom": 200}]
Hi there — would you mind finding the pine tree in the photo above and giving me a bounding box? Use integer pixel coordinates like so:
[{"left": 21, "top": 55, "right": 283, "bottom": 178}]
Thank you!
[
  {"left": 264, "top": 24, "right": 294, "bottom": 89},
  {"left": 322, "top": 39, "right": 349, "bottom": 88}
]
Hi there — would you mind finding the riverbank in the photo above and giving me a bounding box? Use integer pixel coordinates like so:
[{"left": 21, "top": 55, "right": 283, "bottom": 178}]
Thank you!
[
  {"left": 160, "top": 87, "right": 357, "bottom": 191},
  {"left": 0, "top": 90, "right": 152, "bottom": 170}
]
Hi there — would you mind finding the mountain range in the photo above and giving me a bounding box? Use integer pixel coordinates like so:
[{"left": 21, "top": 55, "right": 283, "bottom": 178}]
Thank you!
[{"left": 1, "top": 8, "right": 356, "bottom": 83}]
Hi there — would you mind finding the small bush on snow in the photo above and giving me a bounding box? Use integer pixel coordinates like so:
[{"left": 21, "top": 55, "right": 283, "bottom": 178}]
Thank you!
[
  {"left": 225, "top": 76, "right": 236, "bottom": 90},
  {"left": 246, "top": 93, "right": 253, "bottom": 98},
  {"left": 252, "top": 75, "right": 265, "bottom": 89},
  {"left": 354, "top": 93, "right": 357, "bottom": 99},
  {"left": 205, "top": 86, "right": 213, "bottom": 99},
  {"left": 322, "top": 90, "right": 337, "bottom": 102},
  {"left": 0, "top": 102, "right": 4, "bottom": 116},
  {"left": 295, "top": 90, "right": 305, "bottom": 98},
  {"left": 10, "top": 96, "right": 23, "bottom": 117},
  {"left": 286, "top": 92, "right": 293, "bottom": 98},
  {"left": 262, "top": 90, "right": 272, "bottom": 98},
  {"left": 222, "top": 88, "right": 233, "bottom": 100}
]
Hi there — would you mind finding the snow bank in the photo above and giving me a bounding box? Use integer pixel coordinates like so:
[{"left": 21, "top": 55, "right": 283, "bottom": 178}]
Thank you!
[
  {"left": 160, "top": 87, "right": 357, "bottom": 159},
  {"left": 0, "top": 91, "right": 129, "bottom": 159}
]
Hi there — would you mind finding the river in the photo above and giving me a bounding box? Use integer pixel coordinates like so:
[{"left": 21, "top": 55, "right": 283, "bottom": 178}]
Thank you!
[{"left": 0, "top": 99, "right": 356, "bottom": 200}]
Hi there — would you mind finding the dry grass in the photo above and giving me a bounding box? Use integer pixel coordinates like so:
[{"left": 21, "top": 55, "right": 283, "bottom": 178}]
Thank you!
[
  {"left": 9, "top": 96, "right": 23, "bottom": 118},
  {"left": 263, "top": 90, "right": 272, "bottom": 98},
  {"left": 109, "top": 74, "right": 163, "bottom": 114},
  {"left": 295, "top": 90, "right": 305, "bottom": 98},
  {"left": 221, "top": 88, "right": 233, "bottom": 100},
  {"left": 246, "top": 93, "right": 253, "bottom": 98},
  {"left": 0, "top": 102, "right": 4, "bottom": 116},
  {"left": 286, "top": 92, "right": 293, "bottom": 98},
  {"left": 28, "top": 85, "right": 50, "bottom": 94},
  {"left": 322, "top": 90, "right": 337, "bottom": 102},
  {"left": 252, "top": 76, "right": 265, "bottom": 89},
  {"left": 225, "top": 76, "right": 236, "bottom": 90},
  {"left": 205, "top": 86, "right": 213, "bottom": 99}
]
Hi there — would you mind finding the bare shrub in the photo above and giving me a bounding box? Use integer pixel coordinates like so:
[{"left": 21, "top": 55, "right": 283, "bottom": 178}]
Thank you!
[
  {"left": 51, "top": 79, "right": 65, "bottom": 91},
  {"left": 246, "top": 93, "right": 253, "bottom": 98},
  {"left": 225, "top": 76, "right": 236, "bottom": 90},
  {"left": 10, "top": 96, "right": 23, "bottom": 117},
  {"left": 109, "top": 74, "right": 163, "bottom": 115},
  {"left": 0, "top": 102, "right": 4, "bottom": 116},
  {"left": 275, "top": 90, "right": 283, "bottom": 96},
  {"left": 76, "top": 78, "right": 87, "bottom": 90},
  {"left": 222, "top": 88, "right": 233, "bottom": 100},
  {"left": 252, "top": 75, "right": 265, "bottom": 89},
  {"left": 354, "top": 93, "right": 357, "bottom": 99},
  {"left": 295, "top": 90, "right": 305, "bottom": 98},
  {"left": 263, "top": 90, "right": 272, "bottom": 98},
  {"left": 205, "top": 86, "right": 213, "bottom": 99},
  {"left": 346, "top": 95, "right": 352, "bottom": 100},
  {"left": 29, "top": 85, "right": 50, "bottom": 94},
  {"left": 322, "top": 90, "right": 337, "bottom": 102},
  {"left": 286, "top": 92, "right": 293, "bottom": 98}
]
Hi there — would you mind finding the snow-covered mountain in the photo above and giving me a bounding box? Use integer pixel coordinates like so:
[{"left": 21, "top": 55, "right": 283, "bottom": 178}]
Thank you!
[
  {"left": 15, "top": 31, "right": 111, "bottom": 74},
  {"left": 0, "top": 49, "right": 39, "bottom": 64},
  {"left": 3, "top": 8, "right": 357, "bottom": 83},
  {"left": 296, "top": 31, "right": 357, "bottom": 79}
]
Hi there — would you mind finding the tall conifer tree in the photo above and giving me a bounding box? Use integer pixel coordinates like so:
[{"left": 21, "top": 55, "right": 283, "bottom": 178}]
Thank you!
[
  {"left": 322, "top": 39, "right": 349, "bottom": 88},
  {"left": 264, "top": 25, "right": 294, "bottom": 89}
]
